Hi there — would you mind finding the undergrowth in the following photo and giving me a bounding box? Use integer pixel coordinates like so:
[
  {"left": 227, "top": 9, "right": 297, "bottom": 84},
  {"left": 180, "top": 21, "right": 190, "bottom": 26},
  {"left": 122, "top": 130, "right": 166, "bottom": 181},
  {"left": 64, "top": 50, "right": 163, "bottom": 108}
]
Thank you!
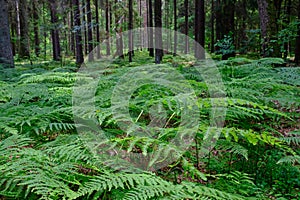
[{"left": 0, "top": 52, "right": 299, "bottom": 199}]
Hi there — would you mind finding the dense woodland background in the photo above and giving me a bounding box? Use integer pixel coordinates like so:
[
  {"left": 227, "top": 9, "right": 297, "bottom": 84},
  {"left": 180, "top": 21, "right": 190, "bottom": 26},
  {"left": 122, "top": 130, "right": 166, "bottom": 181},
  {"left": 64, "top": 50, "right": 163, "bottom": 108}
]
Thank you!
[
  {"left": 0, "top": 0, "right": 300, "bottom": 65},
  {"left": 0, "top": 0, "right": 299, "bottom": 200}
]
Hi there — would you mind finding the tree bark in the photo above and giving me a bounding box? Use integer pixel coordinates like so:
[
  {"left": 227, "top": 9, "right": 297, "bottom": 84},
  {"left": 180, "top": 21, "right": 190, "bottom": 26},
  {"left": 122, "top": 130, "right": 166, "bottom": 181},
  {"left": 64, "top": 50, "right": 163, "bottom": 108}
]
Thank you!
[
  {"left": 194, "top": 0, "right": 205, "bottom": 59},
  {"left": 257, "top": 0, "right": 270, "bottom": 57},
  {"left": 115, "top": 0, "right": 124, "bottom": 59},
  {"left": 215, "top": 0, "right": 222, "bottom": 41},
  {"left": 173, "top": 0, "right": 177, "bottom": 55},
  {"left": 69, "top": 0, "right": 75, "bottom": 56},
  {"left": 148, "top": 0, "right": 154, "bottom": 57},
  {"left": 210, "top": 0, "right": 215, "bottom": 53},
  {"left": 86, "top": 0, "right": 93, "bottom": 61},
  {"left": 128, "top": 0, "right": 133, "bottom": 62},
  {"left": 105, "top": 0, "right": 111, "bottom": 56},
  {"left": 95, "top": 0, "right": 101, "bottom": 59},
  {"left": 295, "top": 0, "right": 300, "bottom": 64},
  {"left": 32, "top": 0, "right": 40, "bottom": 57},
  {"left": 184, "top": 0, "right": 189, "bottom": 54},
  {"left": 73, "top": 0, "right": 84, "bottom": 66},
  {"left": 19, "top": 0, "right": 30, "bottom": 58},
  {"left": 49, "top": 0, "right": 61, "bottom": 61},
  {"left": 0, "top": 0, "right": 14, "bottom": 67},
  {"left": 283, "top": 0, "right": 291, "bottom": 59},
  {"left": 82, "top": 1, "right": 88, "bottom": 55},
  {"left": 154, "top": 0, "right": 163, "bottom": 63}
]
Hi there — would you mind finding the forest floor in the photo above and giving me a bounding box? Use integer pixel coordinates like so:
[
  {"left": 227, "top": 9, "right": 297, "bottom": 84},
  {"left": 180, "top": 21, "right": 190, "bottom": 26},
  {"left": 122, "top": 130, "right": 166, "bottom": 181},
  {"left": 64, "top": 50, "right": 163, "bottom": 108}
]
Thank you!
[{"left": 0, "top": 52, "right": 299, "bottom": 200}]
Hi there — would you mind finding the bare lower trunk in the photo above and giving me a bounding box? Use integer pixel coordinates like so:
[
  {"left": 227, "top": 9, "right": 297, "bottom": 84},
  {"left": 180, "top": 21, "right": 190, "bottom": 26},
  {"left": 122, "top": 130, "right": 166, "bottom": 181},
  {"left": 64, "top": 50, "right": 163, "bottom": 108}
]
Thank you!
[
  {"left": 257, "top": 0, "right": 270, "bottom": 57},
  {"left": 194, "top": 0, "right": 205, "bottom": 59},
  {"left": 95, "top": 0, "right": 101, "bottom": 59},
  {"left": 115, "top": 0, "right": 124, "bottom": 59},
  {"left": 0, "top": 0, "right": 14, "bottom": 67},
  {"left": 148, "top": 0, "right": 154, "bottom": 57},
  {"left": 19, "top": 0, "right": 30, "bottom": 58},
  {"left": 32, "top": 0, "right": 40, "bottom": 57},
  {"left": 129, "top": 0, "right": 133, "bottom": 62},
  {"left": 86, "top": 0, "right": 93, "bottom": 61},
  {"left": 295, "top": 0, "right": 300, "bottom": 64},
  {"left": 105, "top": 0, "right": 111, "bottom": 56},
  {"left": 184, "top": 0, "right": 189, "bottom": 54},
  {"left": 73, "top": 0, "right": 84, "bottom": 66},
  {"left": 154, "top": 0, "right": 163, "bottom": 63},
  {"left": 49, "top": 0, "right": 61, "bottom": 61}
]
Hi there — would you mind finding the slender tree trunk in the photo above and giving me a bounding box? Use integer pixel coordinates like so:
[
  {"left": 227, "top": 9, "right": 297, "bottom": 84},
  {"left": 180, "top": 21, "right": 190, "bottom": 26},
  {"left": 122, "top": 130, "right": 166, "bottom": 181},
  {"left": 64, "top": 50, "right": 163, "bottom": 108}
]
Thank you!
[
  {"left": 115, "top": 0, "right": 124, "bottom": 59},
  {"left": 105, "top": 0, "right": 111, "bottom": 56},
  {"left": 129, "top": 0, "right": 133, "bottom": 62},
  {"left": 295, "top": 0, "right": 300, "bottom": 64},
  {"left": 0, "top": 0, "right": 14, "bottom": 67},
  {"left": 138, "top": 0, "right": 142, "bottom": 50},
  {"left": 69, "top": 0, "right": 75, "bottom": 57},
  {"left": 154, "top": 0, "right": 163, "bottom": 63},
  {"left": 165, "top": 0, "right": 169, "bottom": 51},
  {"left": 210, "top": 0, "right": 215, "bottom": 53},
  {"left": 215, "top": 0, "right": 222, "bottom": 41},
  {"left": 86, "top": 0, "right": 93, "bottom": 61},
  {"left": 42, "top": 1, "right": 47, "bottom": 60},
  {"left": 19, "top": 0, "right": 30, "bottom": 58},
  {"left": 32, "top": 0, "right": 40, "bottom": 57},
  {"left": 267, "top": 0, "right": 283, "bottom": 57},
  {"left": 73, "top": 0, "right": 84, "bottom": 66},
  {"left": 49, "top": 0, "right": 61, "bottom": 61},
  {"left": 184, "top": 0, "right": 189, "bottom": 54},
  {"left": 143, "top": 0, "right": 148, "bottom": 48},
  {"left": 148, "top": 0, "right": 154, "bottom": 57},
  {"left": 173, "top": 0, "right": 177, "bottom": 55},
  {"left": 257, "top": 0, "right": 270, "bottom": 57},
  {"left": 82, "top": 1, "right": 88, "bottom": 55},
  {"left": 284, "top": 0, "right": 291, "bottom": 59},
  {"left": 95, "top": 0, "right": 101, "bottom": 59},
  {"left": 194, "top": 0, "right": 205, "bottom": 59},
  {"left": 9, "top": 1, "right": 16, "bottom": 56}
]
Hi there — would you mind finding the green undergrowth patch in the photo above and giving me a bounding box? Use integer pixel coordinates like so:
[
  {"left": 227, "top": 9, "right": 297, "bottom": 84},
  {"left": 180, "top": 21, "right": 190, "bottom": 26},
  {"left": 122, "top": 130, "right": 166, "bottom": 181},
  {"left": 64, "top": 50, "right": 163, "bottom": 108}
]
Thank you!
[{"left": 0, "top": 53, "right": 299, "bottom": 199}]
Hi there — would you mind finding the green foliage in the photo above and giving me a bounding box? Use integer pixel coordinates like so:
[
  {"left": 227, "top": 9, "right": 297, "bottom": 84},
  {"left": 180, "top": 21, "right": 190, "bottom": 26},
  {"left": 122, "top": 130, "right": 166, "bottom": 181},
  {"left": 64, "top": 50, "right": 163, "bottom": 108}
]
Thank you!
[
  {"left": 0, "top": 53, "right": 299, "bottom": 199},
  {"left": 215, "top": 33, "right": 235, "bottom": 58}
]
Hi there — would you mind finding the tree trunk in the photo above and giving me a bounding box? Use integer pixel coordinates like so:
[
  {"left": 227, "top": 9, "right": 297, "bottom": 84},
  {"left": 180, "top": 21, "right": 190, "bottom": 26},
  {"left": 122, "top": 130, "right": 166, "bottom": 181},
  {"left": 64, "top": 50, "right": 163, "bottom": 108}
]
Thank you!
[
  {"left": 19, "top": 0, "right": 30, "bottom": 58},
  {"left": 69, "top": 0, "right": 75, "bottom": 56},
  {"left": 73, "top": 0, "right": 84, "bottom": 66},
  {"left": 138, "top": 0, "right": 142, "bottom": 50},
  {"left": 129, "top": 0, "right": 133, "bottom": 62},
  {"left": 115, "top": 0, "right": 124, "bottom": 59},
  {"left": 49, "top": 0, "right": 61, "bottom": 61},
  {"left": 95, "top": 0, "right": 101, "bottom": 59},
  {"left": 257, "top": 0, "right": 270, "bottom": 57},
  {"left": 0, "top": 0, "right": 14, "bottom": 67},
  {"left": 295, "top": 0, "right": 300, "bottom": 64},
  {"left": 82, "top": 1, "right": 88, "bottom": 55},
  {"left": 86, "top": 0, "right": 93, "bottom": 61},
  {"left": 194, "top": 0, "right": 205, "bottom": 59},
  {"left": 184, "top": 0, "right": 189, "bottom": 54},
  {"left": 210, "top": 0, "right": 215, "bottom": 53},
  {"left": 267, "top": 0, "right": 283, "bottom": 57},
  {"left": 148, "top": 0, "right": 154, "bottom": 57},
  {"left": 105, "top": 0, "right": 111, "bottom": 56},
  {"left": 173, "top": 0, "right": 177, "bottom": 55},
  {"left": 32, "top": 0, "right": 40, "bottom": 57},
  {"left": 154, "top": 0, "right": 163, "bottom": 63},
  {"left": 9, "top": 1, "right": 16, "bottom": 56},
  {"left": 283, "top": 0, "right": 291, "bottom": 59},
  {"left": 215, "top": 0, "right": 222, "bottom": 41}
]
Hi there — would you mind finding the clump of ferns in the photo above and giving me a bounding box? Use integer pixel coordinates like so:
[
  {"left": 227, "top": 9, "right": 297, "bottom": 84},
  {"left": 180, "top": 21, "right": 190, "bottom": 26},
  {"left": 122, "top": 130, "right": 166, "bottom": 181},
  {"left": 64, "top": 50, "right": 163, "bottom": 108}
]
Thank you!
[{"left": 0, "top": 134, "right": 248, "bottom": 200}]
